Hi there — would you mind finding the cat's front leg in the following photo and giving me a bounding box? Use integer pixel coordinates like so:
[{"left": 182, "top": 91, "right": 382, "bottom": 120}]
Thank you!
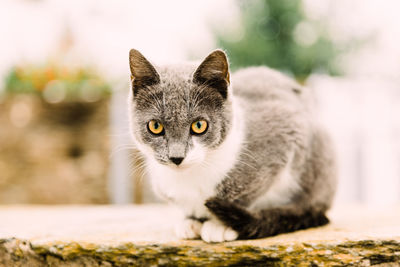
[
  {"left": 174, "top": 216, "right": 238, "bottom": 242},
  {"left": 200, "top": 218, "right": 238, "bottom": 242},
  {"left": 175, "top": 218, "right": 203, "bottom": 239},
  {"left": 175, "top": 207, "right": 239, "bottom": 242}
]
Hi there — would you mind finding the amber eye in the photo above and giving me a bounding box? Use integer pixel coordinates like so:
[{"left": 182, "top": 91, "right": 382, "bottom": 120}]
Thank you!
[
  {"left": 147, "top": 120, "right": 164, "bottom": 135},
  {"left": 191, "top": 120, "right": 208, "bottom": 135}
]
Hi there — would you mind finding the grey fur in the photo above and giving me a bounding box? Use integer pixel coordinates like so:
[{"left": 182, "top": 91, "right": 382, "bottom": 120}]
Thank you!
[
  {"left": 128, "top": 49, "right": 337, "bottom": 240},
  {"left": 216, "top": 67, "right": 336, "bottom": 211}
]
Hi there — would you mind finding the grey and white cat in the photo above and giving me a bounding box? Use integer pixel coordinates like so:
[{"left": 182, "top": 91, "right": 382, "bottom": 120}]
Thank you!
[{"left": 128, "top": 49, "right": 336, "bottom": 242}]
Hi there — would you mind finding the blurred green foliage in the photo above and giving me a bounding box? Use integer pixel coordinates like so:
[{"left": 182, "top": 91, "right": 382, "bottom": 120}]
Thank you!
[
  {"left": 4, "top": 64, "right": 110, "bottom": 102},
  {"left": 217, "top": 0, "right": 341, "bottom": 80}
]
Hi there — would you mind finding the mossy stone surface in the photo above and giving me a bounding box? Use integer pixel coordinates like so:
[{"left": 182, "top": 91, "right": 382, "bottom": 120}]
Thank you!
[{"left": 1, "top": 205, "right": 400, "bottom": 266}]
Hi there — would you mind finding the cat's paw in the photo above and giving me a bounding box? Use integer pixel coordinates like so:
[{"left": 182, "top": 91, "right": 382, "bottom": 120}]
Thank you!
[
  {"left": 175, "top": 218, "right": 202, "bottom": 240},
  {"left": 200, "top": 219, "right": 238, "bottom": 243}
]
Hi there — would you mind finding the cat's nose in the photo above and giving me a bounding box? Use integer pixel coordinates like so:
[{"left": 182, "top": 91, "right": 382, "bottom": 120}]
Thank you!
[{"left": 170, "top": 157, "right": 184, "bottom": 166}]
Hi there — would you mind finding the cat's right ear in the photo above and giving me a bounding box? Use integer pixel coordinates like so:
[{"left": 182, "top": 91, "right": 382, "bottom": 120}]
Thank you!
[{"left": 129, "top": 49, "right": 160, "bottom": 96}]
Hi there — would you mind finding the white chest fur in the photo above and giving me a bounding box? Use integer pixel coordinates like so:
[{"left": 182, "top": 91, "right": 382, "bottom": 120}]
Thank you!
[
  {"left": 149, "top": 159, "right": 225, "bottom": 218},
  {"left": 146, "top": 100, "right": 244, "bottom": 218}
]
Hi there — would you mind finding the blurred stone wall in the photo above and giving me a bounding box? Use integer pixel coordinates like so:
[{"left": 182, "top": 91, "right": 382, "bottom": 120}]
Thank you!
[{"left": 0, "top": 95, "right": 110, "bottom": 204}]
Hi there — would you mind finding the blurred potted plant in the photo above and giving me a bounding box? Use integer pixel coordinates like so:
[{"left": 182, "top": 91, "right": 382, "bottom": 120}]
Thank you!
[
  {"left": 0, "top": 63, "right": 111, "bottom": 204},
  {"left": 5, "top": 64, "right": 111, "bottom": 123},
  {"left": 215, "top": 0, "right": 345, "bottom": 82}
]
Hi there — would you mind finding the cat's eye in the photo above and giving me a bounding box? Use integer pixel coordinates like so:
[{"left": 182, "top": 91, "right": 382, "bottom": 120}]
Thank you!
[
  {"left": 147, "top": 120, "right": 164, "bottom": 135},
  {"left": 191, "top": 120, "right": 208, "bottom": 135}
]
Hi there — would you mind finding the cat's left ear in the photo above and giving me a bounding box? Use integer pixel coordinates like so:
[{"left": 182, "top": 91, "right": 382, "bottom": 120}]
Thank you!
[{"left": 193, "top": 49, "right": 230, "bottom": 99}]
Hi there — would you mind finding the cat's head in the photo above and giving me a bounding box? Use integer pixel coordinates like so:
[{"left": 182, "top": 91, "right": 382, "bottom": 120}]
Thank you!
[{"left": 128, "top": 49, "right": 233, "bottom": 169}]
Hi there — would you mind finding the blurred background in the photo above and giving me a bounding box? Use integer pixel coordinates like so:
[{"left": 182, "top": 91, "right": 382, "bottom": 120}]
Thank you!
[{"left": 0, "top": 0, "right": 399, "bottom": 207}]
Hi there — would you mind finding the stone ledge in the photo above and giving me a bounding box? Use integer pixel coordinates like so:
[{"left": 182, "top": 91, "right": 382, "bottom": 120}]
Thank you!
[
  {"left": 1, "top": 205, "right": 400, "bottom": 266},
  {"left": 2, "top": 238, "right": 400, "bottom": 266}
]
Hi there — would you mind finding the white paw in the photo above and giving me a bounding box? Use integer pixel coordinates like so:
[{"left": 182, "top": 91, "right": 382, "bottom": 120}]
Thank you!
[
  {"left": 175, "top": 219, "right": 202, "bottom": 240},
  {"left": 201, "top": 219, "right": 238, "bottom": 243}
]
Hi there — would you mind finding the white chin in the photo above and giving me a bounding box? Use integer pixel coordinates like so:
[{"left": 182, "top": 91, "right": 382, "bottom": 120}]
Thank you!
[{"left": 169, "top": 162, "right": 195, "bottom": 170}]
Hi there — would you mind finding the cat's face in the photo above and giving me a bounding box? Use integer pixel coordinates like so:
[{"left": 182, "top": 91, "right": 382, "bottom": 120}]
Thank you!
[{"left": 129, "top": 49, "right": 232, "bottom": 169}]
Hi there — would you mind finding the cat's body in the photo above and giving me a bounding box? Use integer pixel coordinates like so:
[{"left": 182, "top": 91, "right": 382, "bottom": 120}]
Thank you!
[{"left": 128, "top": 49, "right": 336, "bottom": 242}]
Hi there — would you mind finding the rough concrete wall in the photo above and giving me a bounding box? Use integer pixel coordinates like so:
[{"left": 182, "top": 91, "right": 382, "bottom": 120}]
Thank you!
[{"left": 0, "top": 95, "right": 110, "bottom": 204}]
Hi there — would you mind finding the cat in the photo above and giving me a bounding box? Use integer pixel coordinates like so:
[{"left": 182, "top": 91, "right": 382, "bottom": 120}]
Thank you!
[{"left": 128, "top": 48, "right": 337, "bottom": 242}]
